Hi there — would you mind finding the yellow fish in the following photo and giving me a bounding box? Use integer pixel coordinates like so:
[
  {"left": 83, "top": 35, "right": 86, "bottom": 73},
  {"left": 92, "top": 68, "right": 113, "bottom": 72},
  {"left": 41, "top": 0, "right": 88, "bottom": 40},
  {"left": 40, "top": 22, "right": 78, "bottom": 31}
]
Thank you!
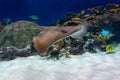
[{"left": 105, "top": 44, "right": 115, "bottom": 52}]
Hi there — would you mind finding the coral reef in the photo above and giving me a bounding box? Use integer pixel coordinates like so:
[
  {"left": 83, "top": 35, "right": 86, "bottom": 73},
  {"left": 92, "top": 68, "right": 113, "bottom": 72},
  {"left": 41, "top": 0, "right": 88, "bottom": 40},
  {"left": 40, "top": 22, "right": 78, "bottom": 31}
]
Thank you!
[
  {"left": 41, "top": 3, "right": 120, "bottom": 59},
  {"left": 0, "top": 3, "right": 120, "bottom": 60}
]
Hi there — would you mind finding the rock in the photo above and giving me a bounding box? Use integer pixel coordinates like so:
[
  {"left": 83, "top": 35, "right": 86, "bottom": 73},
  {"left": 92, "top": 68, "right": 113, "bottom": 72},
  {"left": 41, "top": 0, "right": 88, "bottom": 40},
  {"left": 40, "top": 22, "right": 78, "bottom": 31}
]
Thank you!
[
  {"left": 0, "top": 20, "right": 40, "bottom": 48},
  {"left": 0, "top": 47, "right": 17, "bottom": 60},
  {"left": 0, "top": 46, "right": 37, "bottom": 61}
]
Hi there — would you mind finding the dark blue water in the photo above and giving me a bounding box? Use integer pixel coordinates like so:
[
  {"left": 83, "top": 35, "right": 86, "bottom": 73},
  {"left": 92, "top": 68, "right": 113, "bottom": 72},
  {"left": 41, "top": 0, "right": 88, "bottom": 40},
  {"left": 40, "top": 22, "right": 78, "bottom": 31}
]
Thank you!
[{"left": 0, "top": 0, "right": 120, "bottom": 25}]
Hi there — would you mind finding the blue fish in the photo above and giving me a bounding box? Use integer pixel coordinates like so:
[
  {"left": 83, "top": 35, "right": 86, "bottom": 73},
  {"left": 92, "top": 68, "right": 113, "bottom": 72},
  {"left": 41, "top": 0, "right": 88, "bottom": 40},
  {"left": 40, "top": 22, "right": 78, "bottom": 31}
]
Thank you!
[{"left": 101, "top": 29, "right": 110, "bottom": 36}]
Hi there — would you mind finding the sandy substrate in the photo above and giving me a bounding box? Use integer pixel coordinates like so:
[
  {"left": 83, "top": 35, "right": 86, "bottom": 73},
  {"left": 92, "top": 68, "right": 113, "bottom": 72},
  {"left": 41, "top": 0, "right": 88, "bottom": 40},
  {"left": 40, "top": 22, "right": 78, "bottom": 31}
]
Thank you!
[{"left": 0, "top": 46, "right": 120, "bottom": 80}]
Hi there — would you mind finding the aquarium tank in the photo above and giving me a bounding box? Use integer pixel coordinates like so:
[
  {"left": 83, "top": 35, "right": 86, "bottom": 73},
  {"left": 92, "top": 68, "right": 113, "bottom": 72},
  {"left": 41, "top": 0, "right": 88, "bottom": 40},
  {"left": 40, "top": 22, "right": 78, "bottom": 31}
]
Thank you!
[{"left": 0, "top": 0, "right": 120, "bottom": 80}]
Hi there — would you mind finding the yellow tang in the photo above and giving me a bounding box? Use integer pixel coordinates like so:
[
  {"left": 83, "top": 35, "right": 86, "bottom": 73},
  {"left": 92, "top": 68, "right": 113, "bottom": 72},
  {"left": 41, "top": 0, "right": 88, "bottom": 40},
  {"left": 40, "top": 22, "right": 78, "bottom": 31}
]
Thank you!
[
  {"left": 71, "top": 17, "right": 81, "bottom": 21},
  {"left": 105, "top": 44, "right": 115, "bottom": 52}
]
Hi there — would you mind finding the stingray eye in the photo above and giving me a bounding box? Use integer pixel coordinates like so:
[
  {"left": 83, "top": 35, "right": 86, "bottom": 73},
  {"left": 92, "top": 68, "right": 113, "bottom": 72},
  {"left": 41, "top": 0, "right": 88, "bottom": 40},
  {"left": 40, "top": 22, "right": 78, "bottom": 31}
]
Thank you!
[{"left": 61, "top": 30, "right": 68, "bottom": 33}]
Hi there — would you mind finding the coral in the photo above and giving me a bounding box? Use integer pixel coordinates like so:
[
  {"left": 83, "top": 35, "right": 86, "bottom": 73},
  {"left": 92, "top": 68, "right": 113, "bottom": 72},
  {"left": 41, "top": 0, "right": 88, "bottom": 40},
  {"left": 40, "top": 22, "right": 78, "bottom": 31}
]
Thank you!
[
  {"left": 90, "top": 34, "right": 114, "bottom": 43},
  {"left": 0, "top": 3, "right": 120, "bottom": 60},
  {"left": 46, "top": 40, "right": 65, "bottom": 59},
  {"left": 87, "top": 25, "right": 102, "bottom": 35}
]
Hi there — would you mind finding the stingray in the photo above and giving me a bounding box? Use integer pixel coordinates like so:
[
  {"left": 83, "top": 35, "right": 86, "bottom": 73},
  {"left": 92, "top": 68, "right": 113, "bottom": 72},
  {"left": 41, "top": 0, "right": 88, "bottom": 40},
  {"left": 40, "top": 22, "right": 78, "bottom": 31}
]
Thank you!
[{"left": 32, "top": 24, "right": 87, "bottom": 55}]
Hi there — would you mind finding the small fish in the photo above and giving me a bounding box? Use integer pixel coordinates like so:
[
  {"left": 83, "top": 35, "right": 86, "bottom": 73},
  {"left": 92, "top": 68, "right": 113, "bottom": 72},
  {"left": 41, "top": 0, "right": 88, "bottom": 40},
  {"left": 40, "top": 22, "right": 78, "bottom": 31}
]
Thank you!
[
  {"left": 86, "top": 15, "right": 95, "bottom": 20},
  {"left": 88, "top": 6, "right": 104, "bottom": 15},
  {"left": 108, "top": 8, "right": 120, "bottom": 13},
  {"left": 105, "top": 44, "right": 115, "bottom": 53},
  {"left": 71, "top": 17, "right": 81, "bottom": 21},
  {"left": 80, "top": 10, "right": 85, "bottom": 15},
  {"left": 107, "top": 3, "right": 119, "bottom": 9},
  {"left": 75, "top": 10, "right": 85, "bottom": 18},
  {"left": 29, "top": 15, "right": 39, "bottom": 20},
  {"left": 82, "top": 14, "right": 90, "bottom": 18},
  {"left": 101, "top": 29, "right": 110, "bottom": 36}
]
